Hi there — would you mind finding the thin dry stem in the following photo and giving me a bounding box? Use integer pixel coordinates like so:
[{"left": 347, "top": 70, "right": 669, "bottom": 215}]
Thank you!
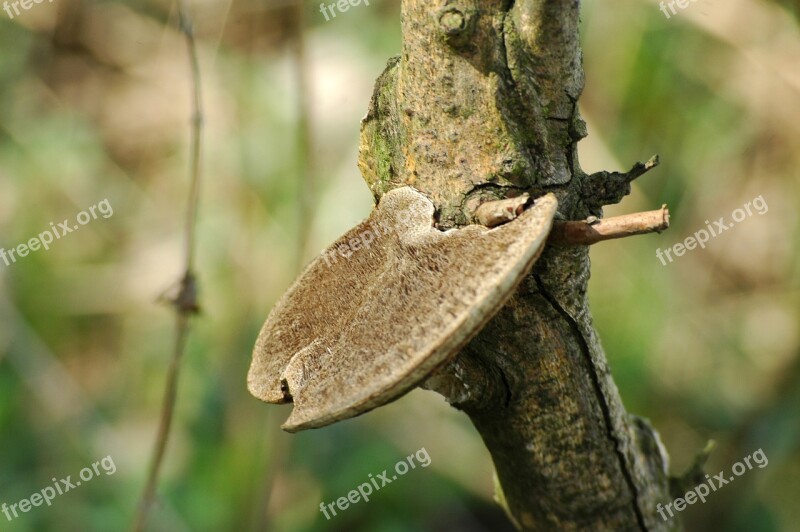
[
  {"left": 132, "top": 313, "right": 191, "bottom": 532},
  {"left": 549, "top": 207, "right": 670, "bottom": 246},
  {"left": 132, "top": 2, "right": 203, "bottom": 530},
  {"left": 474, "top": 194, "right": 530, "bottom": 228}
]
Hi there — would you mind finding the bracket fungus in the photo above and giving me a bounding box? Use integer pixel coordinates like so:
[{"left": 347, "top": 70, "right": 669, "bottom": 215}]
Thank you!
[{"left": 248, "top": 186, "right": 558, "bottom": 432}]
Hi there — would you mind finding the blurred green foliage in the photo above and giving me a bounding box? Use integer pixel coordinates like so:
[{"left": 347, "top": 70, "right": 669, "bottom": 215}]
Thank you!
[{"left": 0, "top": 0, "right": 797, "bottom": 531}]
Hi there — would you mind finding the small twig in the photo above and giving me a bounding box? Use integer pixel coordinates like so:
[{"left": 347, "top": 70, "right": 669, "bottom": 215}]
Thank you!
[
  {"left": 474, "top": 194, "right": 530, "bottom": 228},
  {"left": 669, "top": 440, "right": 716, "bottom": 498},
  {"left": 621, "top": 154, "right": 660, "bottom": 182},
  {"left": 582, "top": 155, "right": 661, "bottom": 209},
  {"left": 474, "top": 196, "right": 669, "bottom": 246},
  {"left": 132, "top": 311, "right": 192, "bottom": 532},
  {"left": 132, "top": 2, "right": 203, "bottom": 531},
  {"left": 549, "top": 206, "right": 669, "bottom": 246},
  {"left": 181, "top": 6, "right": 203, "bottom": 271}
]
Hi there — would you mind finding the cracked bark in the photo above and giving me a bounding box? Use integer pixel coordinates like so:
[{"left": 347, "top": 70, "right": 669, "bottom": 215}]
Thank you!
[{"left": 358, "top": 0, "right": 675, "bottom": 530}]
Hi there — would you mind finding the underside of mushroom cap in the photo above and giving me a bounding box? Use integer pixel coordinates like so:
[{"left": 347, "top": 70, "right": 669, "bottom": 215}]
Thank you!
[{"left": 248, "top": 186, "right": 557, "bottom": 432}]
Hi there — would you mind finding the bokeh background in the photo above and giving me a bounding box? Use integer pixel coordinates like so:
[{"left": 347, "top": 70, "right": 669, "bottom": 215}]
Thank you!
[{"left": 0, "top": 0, "right": 798, "bottom": 530}]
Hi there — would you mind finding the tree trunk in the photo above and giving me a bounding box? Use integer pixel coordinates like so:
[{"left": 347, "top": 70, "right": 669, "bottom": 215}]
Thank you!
[{"left": 358, "top": 1, "right": 675, "bottom": 530}]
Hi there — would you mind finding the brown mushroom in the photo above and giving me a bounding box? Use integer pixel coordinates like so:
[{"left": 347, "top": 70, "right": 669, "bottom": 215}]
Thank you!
[{"left": 248, "top": 186, "right": 558, "bottom": 432}]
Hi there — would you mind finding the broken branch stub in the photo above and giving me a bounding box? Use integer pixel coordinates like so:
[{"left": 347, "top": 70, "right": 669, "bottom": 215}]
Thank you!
[{"left": 248, "top": 186, "right": 557, "bottom": 432}]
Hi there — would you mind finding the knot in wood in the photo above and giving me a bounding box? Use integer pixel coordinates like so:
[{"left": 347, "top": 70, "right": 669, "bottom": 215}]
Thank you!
[{"left": 436, "top": 6, "right": 474, "bottom": 46}]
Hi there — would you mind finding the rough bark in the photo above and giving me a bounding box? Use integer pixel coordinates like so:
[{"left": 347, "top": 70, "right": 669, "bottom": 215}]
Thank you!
[{"left": 358, "top": 1, "right": 675, "bottom": 530}]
